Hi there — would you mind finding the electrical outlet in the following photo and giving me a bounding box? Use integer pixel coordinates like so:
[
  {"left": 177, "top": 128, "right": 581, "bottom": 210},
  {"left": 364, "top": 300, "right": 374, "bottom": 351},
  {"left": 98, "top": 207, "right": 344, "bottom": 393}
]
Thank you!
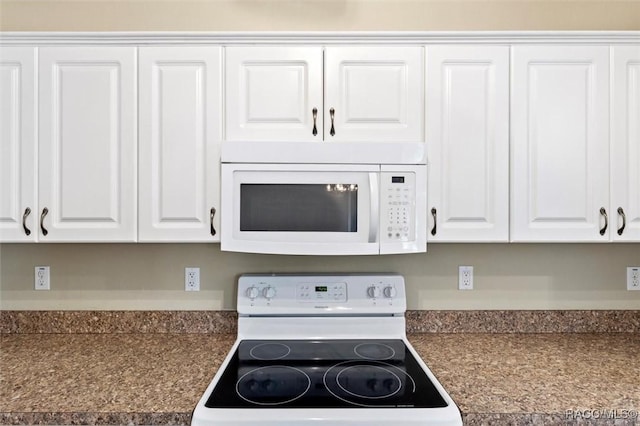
[
  {"left": 628, "top": 267, "right": 640, "bottom": 291},
  {"left": 35, "top": 266, "right": 50, "bottom": 290},
  {"left": 185, "top": 267, "right": 200, "bottom": 292},
  {"left": 458, "top": 266, "right": 473, "bottom": 290}
]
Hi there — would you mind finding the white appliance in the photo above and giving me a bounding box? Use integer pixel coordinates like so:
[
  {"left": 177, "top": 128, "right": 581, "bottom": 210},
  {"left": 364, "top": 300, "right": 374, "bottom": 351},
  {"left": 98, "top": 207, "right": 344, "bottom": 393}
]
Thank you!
[
  {"left": 192, "top": 274, "right": 463, "bottom": 426},
  {"left": 220, "top": 142, "right": 427, "bottom": 255}
]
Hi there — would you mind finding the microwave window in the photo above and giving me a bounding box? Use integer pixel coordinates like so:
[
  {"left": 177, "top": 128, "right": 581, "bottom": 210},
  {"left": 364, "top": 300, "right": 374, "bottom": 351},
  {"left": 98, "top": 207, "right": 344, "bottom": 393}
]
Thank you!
[{"left": 240, "top": 184, "right": 358, "bottom": 232}]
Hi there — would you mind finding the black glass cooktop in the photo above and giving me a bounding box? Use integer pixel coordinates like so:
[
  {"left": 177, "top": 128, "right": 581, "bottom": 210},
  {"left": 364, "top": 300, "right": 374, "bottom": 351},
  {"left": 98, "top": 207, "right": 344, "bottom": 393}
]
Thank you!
[{"left": 205, "top": 339, "right": 448, "bottom": 409}]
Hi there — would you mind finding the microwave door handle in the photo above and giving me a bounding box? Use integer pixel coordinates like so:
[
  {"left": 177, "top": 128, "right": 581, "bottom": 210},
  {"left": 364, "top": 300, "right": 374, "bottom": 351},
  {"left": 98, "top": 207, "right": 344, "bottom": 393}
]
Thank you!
[{"left": 368, "top": 173, "right": 379, "bottom": 243}]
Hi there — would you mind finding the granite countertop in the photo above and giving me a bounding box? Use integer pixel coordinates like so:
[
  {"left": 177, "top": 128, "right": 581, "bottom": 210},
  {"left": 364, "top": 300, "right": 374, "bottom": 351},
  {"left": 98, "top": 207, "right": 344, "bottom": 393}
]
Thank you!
[{"left": 2, "top": 332, "right": 639, "bottom": 425}]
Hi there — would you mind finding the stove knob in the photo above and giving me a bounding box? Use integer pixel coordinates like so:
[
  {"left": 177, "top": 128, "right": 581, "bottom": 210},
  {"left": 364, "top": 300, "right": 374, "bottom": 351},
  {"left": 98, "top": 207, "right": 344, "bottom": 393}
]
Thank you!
[
  {"left": 383, "top": 286, "right": 397, "bottom": 298},
  {"left": 367, "top": 286, "right": 381, "bottom": 298},
  {"left": 262, "top": 286, "right": 277, "bottom": 299},
  {"left": 246, "top": 286, "right": 260, "bottom": 299}
]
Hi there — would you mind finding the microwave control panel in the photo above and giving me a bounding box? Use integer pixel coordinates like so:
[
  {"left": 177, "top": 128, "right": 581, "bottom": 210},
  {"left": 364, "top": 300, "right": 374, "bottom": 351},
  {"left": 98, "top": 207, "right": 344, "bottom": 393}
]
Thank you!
[{"left": 380, "top": 172, "right": 416, "bottom": 243}]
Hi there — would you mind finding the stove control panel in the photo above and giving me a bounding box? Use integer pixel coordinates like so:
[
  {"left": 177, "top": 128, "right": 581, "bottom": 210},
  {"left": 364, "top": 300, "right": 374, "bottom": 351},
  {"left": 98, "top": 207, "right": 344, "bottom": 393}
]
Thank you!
[
  {"left": 297, "top": 282, "right": 347, "bottom": 302},
  {"left": 237, "top": 274, "right": 406, "bottom": 315}
]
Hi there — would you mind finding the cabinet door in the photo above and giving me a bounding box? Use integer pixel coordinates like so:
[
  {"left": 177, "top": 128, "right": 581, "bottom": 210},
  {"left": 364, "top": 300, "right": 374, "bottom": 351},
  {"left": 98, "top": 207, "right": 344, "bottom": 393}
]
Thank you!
[
  {"left": 225, "top": 46, "right": 323, "bottom": 142},
  {"left": 139, "top": 46, "right": 222, "bottom": 242},
  {"left": 426, "top": 45, "right": 509, "bottom": 242},
  {"left": 324, "top": 46, "right": 424, "bottom": 142},
  {"left": 511, "top": 46, "right": 610, "bottom": 242},
  {"left": 0, "top": 47, "right": 37, "bottom": 242},
  {"left": 611, "top": 45, "right": 640, "bottom": 241},
  {"left": 38, "top": 47, "right": 137, "bottom": 241}
]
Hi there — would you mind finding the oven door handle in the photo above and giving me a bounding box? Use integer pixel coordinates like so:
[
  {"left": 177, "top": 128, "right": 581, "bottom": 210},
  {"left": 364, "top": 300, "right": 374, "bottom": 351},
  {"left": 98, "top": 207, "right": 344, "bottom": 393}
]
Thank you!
[{"left": 368, "top": 172, "right": 379, "bottom": 243}]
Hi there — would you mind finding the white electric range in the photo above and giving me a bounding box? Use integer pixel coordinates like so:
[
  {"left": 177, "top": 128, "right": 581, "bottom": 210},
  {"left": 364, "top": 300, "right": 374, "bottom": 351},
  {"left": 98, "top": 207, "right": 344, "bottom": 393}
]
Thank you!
[{"left": 191, "top": 274, "right": 462, "bottom": 426}]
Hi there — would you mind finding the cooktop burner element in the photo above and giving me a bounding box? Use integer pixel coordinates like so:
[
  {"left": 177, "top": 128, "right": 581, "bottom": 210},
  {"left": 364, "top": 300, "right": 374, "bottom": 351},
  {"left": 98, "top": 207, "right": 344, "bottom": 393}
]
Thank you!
[
  {"left": 354, "top": 342, "right": 396, "bottom": 360},
  {"left": 249, "top": 343, "right": 291, "bottom": 360},
  {"left": 236, "top": 366, "right": 311, "bottom": 405},
  {"left": 326, "top": 361, "right": 407, "bottom": 404},
  {"left": 192, "top": 274, "right": 463, "bottom": 426}
]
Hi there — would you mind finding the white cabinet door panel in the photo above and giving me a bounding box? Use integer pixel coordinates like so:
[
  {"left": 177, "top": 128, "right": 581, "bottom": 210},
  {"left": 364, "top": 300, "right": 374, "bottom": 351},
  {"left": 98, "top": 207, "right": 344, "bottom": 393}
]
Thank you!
[
  {"left": 611, "top": 45, "right": 640, "bottom": 241},
  {"left": 325, "top": 46, "right": 424, "bottom": 142},
  {"left": 139, "top": 46, "right": 222, "bottom": 242},
  {"left": 39, "top": 47, "right": 136, "bottom": 241},
  {"left": 225, "top": 47, "right": 323, "bottom": 141},
  {"left": 511, "top": 46, "right": 610, "bottom": 242},
  {"left": 426, "top": 45, "right": 509, "bottom": 241},
  {"left": 0, "top": 47, "right": 37, "bottom": 242}
]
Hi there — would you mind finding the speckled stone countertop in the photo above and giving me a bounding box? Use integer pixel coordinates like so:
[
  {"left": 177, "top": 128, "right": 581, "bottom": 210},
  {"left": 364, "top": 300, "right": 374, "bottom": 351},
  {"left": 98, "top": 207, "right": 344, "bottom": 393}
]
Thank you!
[{"left": 2, "top": 332, "right": 639, "bottom": 425}]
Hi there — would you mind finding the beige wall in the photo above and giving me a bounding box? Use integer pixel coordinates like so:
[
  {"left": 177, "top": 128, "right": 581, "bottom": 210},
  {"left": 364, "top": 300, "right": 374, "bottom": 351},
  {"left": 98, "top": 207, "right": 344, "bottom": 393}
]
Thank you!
[
  {"left": 0, "top": 1, "right": 639, "bottom": 311},
  {"left": 1, "top": 243, "right": 639, "bottom": 310},
  {"left": 0, "top": 0, "right": 639, "bottom": 32}
]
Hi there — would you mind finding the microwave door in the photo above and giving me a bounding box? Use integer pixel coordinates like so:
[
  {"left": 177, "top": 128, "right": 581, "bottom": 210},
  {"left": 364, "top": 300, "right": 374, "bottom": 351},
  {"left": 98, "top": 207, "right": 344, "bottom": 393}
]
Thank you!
[{"left": 221, "top": 165, "right": 380, "bottom": 255}]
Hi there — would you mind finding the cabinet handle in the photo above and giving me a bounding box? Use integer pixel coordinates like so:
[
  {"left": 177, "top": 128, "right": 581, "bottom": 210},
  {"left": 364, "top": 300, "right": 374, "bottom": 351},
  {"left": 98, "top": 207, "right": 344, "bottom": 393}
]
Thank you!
[
  {"left": 617, "top": 207, "right": 626, "bottom": 236},
  {"left": 210, "top": 207, "right": 217, "bottom": 237},
  {"left": 599, "top": 207, "right": 608, "bottom": 236},
  {"left": 430, "top": 208, "right": 437, "bottom": 236},
  {"left": 22, "top": 207, "right": 32, "bottom": 236},
  {"left": 329, "top": 108, "right": 336, "bottom": 137},
  {"left": 312, "top": 108, "right": 318, "bottom": 136},
  {"left": 40, "top": 207, "right": 49, "bottom": 236}
]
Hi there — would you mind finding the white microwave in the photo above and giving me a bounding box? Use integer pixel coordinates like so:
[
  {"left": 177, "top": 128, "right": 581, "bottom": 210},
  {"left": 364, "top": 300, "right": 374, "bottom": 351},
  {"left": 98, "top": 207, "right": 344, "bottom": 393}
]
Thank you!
[{"left": 220, "top": 142, "right": 427, "bottom": 255}]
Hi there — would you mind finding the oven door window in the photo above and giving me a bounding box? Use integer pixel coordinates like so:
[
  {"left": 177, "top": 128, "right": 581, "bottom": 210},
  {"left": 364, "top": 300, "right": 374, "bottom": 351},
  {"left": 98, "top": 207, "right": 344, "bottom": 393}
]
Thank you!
[{"left": 240, "top": 184, "right": 358, "bottom": 232}]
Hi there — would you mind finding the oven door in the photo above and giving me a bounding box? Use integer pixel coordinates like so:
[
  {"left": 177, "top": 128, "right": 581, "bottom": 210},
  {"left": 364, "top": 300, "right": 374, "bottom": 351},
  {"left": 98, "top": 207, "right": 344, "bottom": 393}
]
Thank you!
[{"left": 221, "top": 163, "right": 380, "bottom": 255}]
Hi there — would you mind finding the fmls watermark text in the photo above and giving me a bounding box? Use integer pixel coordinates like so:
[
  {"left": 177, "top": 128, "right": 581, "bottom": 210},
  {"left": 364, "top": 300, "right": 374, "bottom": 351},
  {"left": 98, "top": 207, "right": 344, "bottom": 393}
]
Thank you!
[{"left": 565, "top": 409, "right": 638, "bottom": 420}]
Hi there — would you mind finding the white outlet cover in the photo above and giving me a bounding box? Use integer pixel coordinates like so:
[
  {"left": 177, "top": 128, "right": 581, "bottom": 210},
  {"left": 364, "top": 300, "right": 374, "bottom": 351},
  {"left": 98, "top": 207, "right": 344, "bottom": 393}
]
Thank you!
[
  {"left": 35, "top": 266, "right": 50, "bottom": 290},
  {"left": 458, "top": 266, "right": 473, "bottom": 290},
  {"left": 185, "top": 267, "right": 200, "bottom": 292},
  {"left": 628, "top": 267, "right": 640, "bottom": 291}
]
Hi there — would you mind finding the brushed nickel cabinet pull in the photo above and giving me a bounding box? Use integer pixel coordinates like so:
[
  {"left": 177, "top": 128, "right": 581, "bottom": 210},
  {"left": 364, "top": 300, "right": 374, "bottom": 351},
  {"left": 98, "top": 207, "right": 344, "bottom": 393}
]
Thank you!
[
  {"left": 431, "top": 208, "right": 437, "bottom": 236},
  {"left": 210, "top": 207, "right": 217, "bottom": 237},
  {"left": 312, "top": 108, "right": 318, "bottom": 136},
  {"left": 22, "top": 207, "right": 32, "bottom": 236},
  {"left": 40, "top": 207, "right": 49, "bottom": 236},
  {"left": 617, "top": 207, "right": 626, "bottom": 236},
  {"left": 329, "top": 108, "right": 336, "bottom": 137},
  {"left": 599, "top": 207, "right": 608, "bottom": 236}
]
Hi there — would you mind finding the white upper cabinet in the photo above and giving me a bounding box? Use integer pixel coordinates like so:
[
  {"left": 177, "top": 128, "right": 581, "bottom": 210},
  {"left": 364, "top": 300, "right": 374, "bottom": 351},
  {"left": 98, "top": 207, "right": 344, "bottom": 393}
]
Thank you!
[
  {"left": 426, "top": 45, "right": 509, "bottom": 242},
  {"left": 324, "top": 46, "right": 423, "bottom": 142},
  {"left": 511, "top": 45, "right": 610, "bottom": 242},
  {"left": 225, "top": 46, "right": 323, "bottom": 142},
  {"left": 38, "top": 47, "right": 137, "bottom": 242},
  {"left": 225, "top": 46, "right": 423, "bottom": 142},
  {"left": 611, "top": 45, "right": 640, "bottom": 241},
  {"left": 138, "top": 46, "right": 222, "bottom": 242},
  {"left": 0, "top": 47, "right": 37, "bottom": 242},
  {"left": 2, "top": 35, "right": 638, "bottom": 245}
]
